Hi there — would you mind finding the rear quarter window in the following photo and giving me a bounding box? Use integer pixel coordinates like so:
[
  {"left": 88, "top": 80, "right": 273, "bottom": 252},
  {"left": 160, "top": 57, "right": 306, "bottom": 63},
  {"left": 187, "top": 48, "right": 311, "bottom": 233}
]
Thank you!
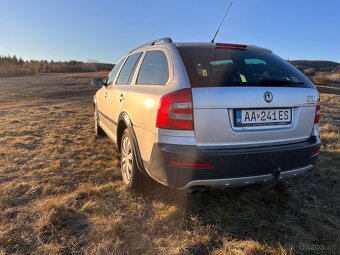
[{"left": 136, "top": 50, "right": 169, "bottom": 85}]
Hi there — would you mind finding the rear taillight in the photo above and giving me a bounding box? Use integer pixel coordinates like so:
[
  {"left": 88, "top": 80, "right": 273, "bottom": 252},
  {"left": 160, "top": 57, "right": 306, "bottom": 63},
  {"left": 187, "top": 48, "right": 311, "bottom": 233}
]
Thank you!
[
  {"left": 156, "top": 89, "right": 193, "bottom": 130},
  {"left": 314, "top": 97, "right": 321, "bottom": 124}
]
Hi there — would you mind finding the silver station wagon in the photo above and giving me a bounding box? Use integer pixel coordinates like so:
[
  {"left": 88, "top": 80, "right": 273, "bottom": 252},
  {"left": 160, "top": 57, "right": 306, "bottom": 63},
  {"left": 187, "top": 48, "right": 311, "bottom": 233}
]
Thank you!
[{"left": 92, "top": 37, "right": 321, "bottom": 191}]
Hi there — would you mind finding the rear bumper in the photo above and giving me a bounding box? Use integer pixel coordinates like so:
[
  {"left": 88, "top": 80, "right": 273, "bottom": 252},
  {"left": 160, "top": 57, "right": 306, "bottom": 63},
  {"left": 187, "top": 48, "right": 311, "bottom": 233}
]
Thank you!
[
  {"left": 143, "top": 136, "right": 321, "bottom": 189},
  {"left": 179, "top": 164, "right": 313, "bottom": 189}
]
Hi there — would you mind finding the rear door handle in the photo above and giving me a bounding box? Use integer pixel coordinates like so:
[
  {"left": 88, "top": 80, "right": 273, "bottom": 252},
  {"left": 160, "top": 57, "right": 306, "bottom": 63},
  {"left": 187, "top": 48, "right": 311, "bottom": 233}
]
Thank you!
[{"left": 119, "top": 94, "right": 124, "bottom": 102}]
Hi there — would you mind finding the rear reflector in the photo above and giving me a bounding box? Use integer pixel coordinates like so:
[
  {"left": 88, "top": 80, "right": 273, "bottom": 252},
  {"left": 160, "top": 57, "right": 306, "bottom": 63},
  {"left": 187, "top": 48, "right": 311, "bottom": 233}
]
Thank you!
[
  {"left": 216, "top": 43, "right": 247, "bottom": 50},
  {"left": 311, "top": 148, "right": 320, "bottom": 157},
  {"left": 169, "top": 161, "right": 213, "bottom": 168}
]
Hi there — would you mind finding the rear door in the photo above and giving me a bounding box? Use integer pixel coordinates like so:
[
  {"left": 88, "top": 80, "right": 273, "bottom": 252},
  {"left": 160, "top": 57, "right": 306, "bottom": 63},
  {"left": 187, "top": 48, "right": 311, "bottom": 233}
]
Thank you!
[
  {"left": 106, "top": 52, "right": 142, "bottom": 141},
  {"left": 177, "top": 46, "right": 318, "bottom": 148}
]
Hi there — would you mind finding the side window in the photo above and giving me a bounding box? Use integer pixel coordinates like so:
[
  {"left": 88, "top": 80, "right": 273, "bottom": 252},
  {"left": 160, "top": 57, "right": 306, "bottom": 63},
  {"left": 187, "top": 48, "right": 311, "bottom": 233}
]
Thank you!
[
  {"left": 107, "top": 59, "right": 125, "bottom": 85},
  {"left": 136, "top": 51, "right": 169, "bottom": 85},
  {"left": 116, "top": 53, "right": 142, "bottom": 85}
]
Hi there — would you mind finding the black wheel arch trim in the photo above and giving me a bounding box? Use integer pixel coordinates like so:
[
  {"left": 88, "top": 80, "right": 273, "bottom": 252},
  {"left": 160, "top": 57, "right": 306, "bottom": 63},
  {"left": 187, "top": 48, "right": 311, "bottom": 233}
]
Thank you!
[{"left": 118, "top": 112, "right": 148, "bottom": 176}]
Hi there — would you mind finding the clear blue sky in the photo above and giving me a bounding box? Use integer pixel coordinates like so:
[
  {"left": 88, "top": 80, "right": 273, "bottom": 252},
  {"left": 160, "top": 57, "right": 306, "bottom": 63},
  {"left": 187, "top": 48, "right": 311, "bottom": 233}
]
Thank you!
[{"left": 0, "top": 0, "right": 339, "bottom": 63}]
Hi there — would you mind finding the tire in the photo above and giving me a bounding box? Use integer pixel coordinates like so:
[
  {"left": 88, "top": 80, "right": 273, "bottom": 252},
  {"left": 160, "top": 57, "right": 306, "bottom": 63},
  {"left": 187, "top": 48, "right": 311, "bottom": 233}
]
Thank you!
[
  {"left": 120, "top": 128, "right": 146, "bottom": 189},
  {"left": 94, "top": 106, "right": 105, "bottom": 137}
]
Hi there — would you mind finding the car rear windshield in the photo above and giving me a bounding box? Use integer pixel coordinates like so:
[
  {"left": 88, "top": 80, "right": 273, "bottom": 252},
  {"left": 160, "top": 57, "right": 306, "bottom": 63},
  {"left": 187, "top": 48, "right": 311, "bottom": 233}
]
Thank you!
[{"left": 177, "top": 46, "right": 313, "bottom": 88}]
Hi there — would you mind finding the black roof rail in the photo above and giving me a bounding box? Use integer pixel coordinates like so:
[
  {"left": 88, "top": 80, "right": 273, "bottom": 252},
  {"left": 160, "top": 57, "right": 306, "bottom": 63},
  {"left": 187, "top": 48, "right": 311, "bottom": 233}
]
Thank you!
[{"left": 129, "top": 37, "right": 173, "bottom": 53}]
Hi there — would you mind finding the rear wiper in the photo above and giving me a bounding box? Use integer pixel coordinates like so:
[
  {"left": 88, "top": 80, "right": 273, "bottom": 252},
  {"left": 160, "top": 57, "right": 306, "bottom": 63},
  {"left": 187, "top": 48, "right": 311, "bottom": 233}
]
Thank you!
[{"left": 258, "top": 78, "right": 304, "bottom": 85}]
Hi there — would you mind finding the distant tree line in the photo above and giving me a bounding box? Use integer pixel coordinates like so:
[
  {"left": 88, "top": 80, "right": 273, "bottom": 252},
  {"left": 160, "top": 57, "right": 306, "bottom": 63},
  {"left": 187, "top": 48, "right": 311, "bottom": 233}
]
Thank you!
[{"left": 0, "top": 55, "right": 114, "bottom": 77}]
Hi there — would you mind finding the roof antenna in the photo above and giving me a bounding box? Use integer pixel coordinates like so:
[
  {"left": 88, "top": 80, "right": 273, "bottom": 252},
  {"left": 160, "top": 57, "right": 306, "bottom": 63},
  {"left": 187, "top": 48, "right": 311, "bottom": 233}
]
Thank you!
[{"left": 211, "top": 1, "right": 234, "bottom": 43}]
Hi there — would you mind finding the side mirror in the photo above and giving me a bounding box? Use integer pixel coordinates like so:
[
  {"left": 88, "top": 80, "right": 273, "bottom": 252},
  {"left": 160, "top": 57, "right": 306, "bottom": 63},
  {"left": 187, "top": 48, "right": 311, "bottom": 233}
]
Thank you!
[{"left": 91, "top": 77, "right": 104, "bottom": 86}]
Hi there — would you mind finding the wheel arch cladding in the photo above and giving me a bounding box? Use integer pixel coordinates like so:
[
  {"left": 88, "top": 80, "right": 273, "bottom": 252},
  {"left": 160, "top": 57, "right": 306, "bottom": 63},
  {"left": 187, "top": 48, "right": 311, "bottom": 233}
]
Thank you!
[
  {"left": 117, "top": 112, "right": 147, "bottom": 175},
  {"left": 117, "top": 120, "right": 127, "bottom": 153}
]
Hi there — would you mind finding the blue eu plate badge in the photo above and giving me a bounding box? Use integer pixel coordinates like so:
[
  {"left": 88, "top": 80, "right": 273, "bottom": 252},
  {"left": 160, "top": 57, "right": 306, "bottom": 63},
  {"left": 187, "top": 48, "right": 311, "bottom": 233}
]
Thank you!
[{"left": 236, "top": 110, "right": 242, "bottom": 125}]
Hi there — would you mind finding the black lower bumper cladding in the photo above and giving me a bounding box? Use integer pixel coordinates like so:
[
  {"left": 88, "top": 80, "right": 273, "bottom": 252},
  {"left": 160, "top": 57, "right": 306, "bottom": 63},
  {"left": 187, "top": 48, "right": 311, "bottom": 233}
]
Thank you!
[{"left": 143, "top": 136, "right": 321, "bottom": 189}]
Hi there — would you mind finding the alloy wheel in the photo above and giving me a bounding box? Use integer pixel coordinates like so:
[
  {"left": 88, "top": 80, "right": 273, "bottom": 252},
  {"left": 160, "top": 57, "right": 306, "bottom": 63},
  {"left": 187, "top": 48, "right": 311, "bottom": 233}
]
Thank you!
[{"left": 121, "top": 136, "right": 133, "bottom": 184}]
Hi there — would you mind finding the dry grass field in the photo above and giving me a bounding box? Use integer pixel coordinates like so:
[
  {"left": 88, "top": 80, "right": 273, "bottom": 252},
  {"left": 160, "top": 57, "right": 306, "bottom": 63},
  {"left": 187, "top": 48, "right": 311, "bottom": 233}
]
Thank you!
[{"left": 0, "top": 73, "right": 339, "bottom": 255}]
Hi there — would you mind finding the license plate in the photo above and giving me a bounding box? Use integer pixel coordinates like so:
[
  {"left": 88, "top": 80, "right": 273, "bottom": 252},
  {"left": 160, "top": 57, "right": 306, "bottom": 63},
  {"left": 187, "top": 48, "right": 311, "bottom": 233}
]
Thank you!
[{"left": 235, "top": 108, "right": 292, "bottom": 127}]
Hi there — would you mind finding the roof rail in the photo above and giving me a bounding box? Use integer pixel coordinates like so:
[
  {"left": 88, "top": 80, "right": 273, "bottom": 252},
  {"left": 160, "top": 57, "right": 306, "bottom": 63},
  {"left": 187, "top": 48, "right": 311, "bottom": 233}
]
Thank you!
[{"left": 129, "top": 37, "right": 173, "bottom": 53}]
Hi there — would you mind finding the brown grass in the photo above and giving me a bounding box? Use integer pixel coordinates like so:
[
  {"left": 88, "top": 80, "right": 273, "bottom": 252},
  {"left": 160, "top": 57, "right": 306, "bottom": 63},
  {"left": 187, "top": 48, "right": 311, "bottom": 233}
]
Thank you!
[
  {"left": 0, "top": 73, "right": 339, "bottom": 254},
  {"left": 313, "top": 70, "right": 340, "bottom": 84}
]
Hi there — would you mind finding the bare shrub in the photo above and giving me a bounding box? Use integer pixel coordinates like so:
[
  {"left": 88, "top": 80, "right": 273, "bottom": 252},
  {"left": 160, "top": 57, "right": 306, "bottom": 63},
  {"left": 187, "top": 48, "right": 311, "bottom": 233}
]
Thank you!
[
  {"left": 313, "top": 70, "right": 340, "bottom": 84},
  {"left": 304, "top": 67, "right": 315, "bottom": 76}
]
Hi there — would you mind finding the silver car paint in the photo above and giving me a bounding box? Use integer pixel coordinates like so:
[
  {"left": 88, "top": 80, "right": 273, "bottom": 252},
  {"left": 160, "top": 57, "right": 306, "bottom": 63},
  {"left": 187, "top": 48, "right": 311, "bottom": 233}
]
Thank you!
[
  {"left": 95, "top": 41, "right": 319, "bottom": 171},
  {"left": 192, "top": 86, "right": 318, "bottom": 148}
]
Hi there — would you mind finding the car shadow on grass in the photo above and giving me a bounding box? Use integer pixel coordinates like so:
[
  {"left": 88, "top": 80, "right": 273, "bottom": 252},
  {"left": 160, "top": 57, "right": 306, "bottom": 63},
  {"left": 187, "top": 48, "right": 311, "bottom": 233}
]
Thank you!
[{"left": 136, "top": 176, "right": 337, "bottom": 254}]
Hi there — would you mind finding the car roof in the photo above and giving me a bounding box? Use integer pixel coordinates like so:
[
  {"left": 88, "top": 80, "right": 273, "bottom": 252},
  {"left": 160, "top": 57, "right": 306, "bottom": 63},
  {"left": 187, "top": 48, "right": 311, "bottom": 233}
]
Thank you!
[
  {"left": 128, "top": 38, "right": 272, "bottom": 54},
  {"left": 174, "top": 42, "right": 272, "bottom": 53}
]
